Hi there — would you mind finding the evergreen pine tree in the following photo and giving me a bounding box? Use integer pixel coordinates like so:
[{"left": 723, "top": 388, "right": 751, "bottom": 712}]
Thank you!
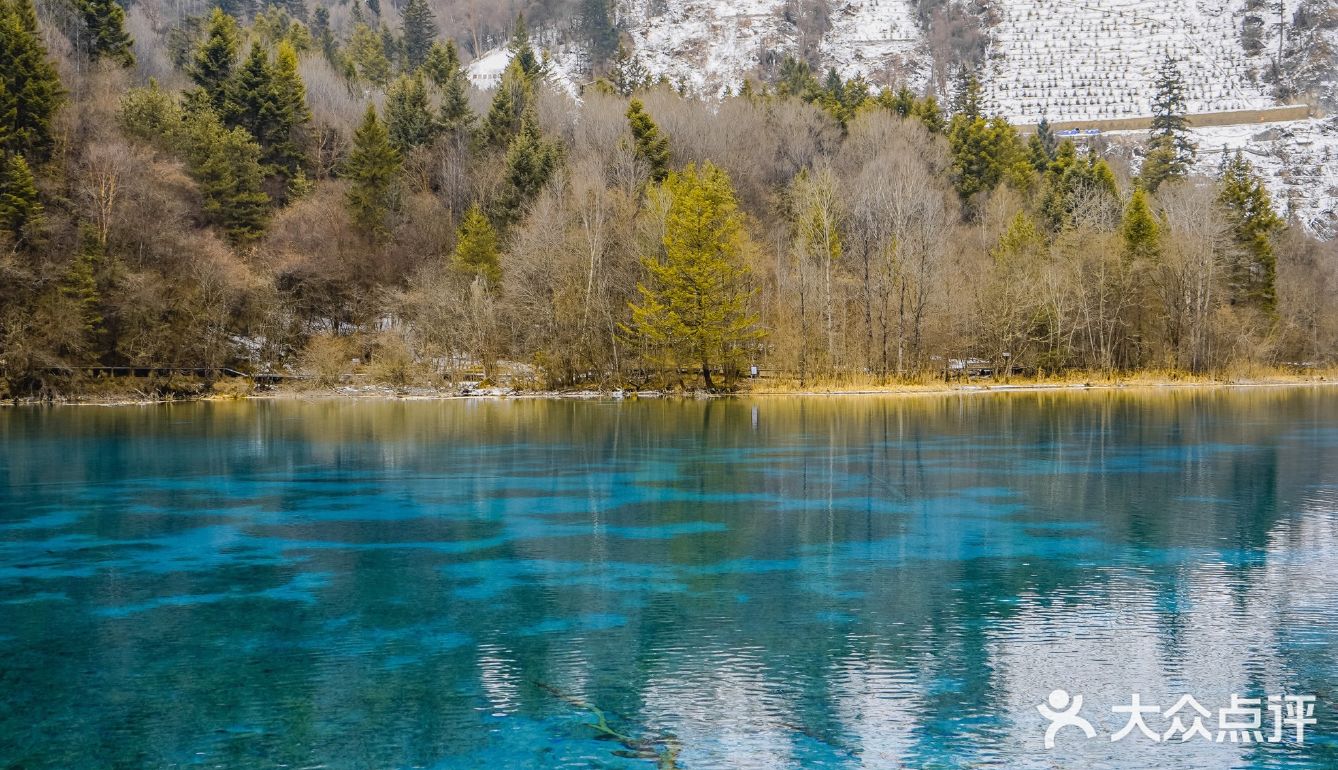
[
  {"left": 949, "top": 108, "right": 1031, "bottom": 204},
  {"left": 0, "top": 0, "right": 64, "bottom": 161},
  {"left": 428, "top": 41, "right": 474, "bottom": 135},
  {"left": 491, "top": 106, "right": 561, "bottom": 228},
  {"left": 379, "top": 23, "right": 399, "bottom": 72},
  {"left": 189, "top": 9, "right": 240, "bottom": 113},
  {"left": 399, "top": 0, "right": 437, "bottom": 69},
  {"left": 912, "top": 94, "right": 944, "bottom": 134},
  {"left": 1040, "top": 141, "right": 1118, "bottom": 231},
  {"left": 224, "top": 42, "right": 309, "bottom": 177},
  {"left": 438, "top": 71, "right": 474, "bottom": 136},
  {"left": 0, "top": 152, "right": 42, "bottom": 245},
  {"left": 182, "top": 109, "right": 271, "bottom": 244},
  {"left": 889, "top": 85, "right": 916, "bottom": 118},
  {"left": 1141, "top": 57, "right": 1197, "bottom": 191},
  {"left": 344, "top": 104, "right": 401, "bottom": 239},
  {"left": 61, "top": 231, "right": 104, "bottom": 343},
  {"left": 311, "top": 6, "right": 335, "bottom": 60},
  {"left": 626, "top": 98, "right": 669, "bottom": 183},
  {"left": 348, "top": 22, "right": 392, "bottom": 86},
  {"left": 1035, "top": 117, "right": 1057, "bottom": 157},
  {"left": 80, "top": 0, "right": 135, "bottom": 67},
  {"left": 422, "top": 39, "right": 457, "bottom": 86},
  {"left": 510, "top": 13, "right": 542, "bottom": 80},
  {"left": 823, "top": 67, "right": 843, "bottom": 101},
  {"left": 385, "top": 74, "right": 435, "bottom": 153},
  {"left": 1120, "top": 186, "right": 1160, "bottom": 261},
  {"left": 777, "top": 56, "right": 819, "bottom": 100},
  {"left": 1219, "top": 151, "right": 1283, "bottom": 313},
  {"left": 481, "top": 58, "right": 531, "bottom": 149},
  {"left": 953, "top": 72, "right": 983, "bottom": 120},
  {"left": 452, "top": 203, "right": 501, "bottom": 285},
  {"left": 225, "top": 44, "right": 277, "bottom": 140},
  {"left": 117, "top": 78, "right": 181, "bottom": 144},
  {"left": 270, "top": 40, "right": 311, "bottom": 172},
  {"left": 992, "top": 211, "right": 1045, "bottom": 269},
  {"left": 819, "top": 73, "right": 869, "bottom": 127},
  {"left": 609, "top": 42, "right": 649, "bottom": 96},
  {"left": 286, "top": 165, "right": 313, "bottom": 200},
  {"left": 625, "top": 162, "right": 762, "bottom": 390},
  {"left": 1028, "top": 117, "right": 1056, "bottom": 172},
  {"left": 581, "top": 0, "right": 617, "bottom": 68}
]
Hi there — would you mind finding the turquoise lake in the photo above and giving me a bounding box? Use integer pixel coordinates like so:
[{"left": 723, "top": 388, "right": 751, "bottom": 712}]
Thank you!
[{"left": 2, "top": 389, "right": 1337, "bottom": 769}]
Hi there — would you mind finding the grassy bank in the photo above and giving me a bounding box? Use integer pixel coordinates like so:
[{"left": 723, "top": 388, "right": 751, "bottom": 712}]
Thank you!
[{"left": 5, "top": 366, "right": 1334, "bottom": 406}]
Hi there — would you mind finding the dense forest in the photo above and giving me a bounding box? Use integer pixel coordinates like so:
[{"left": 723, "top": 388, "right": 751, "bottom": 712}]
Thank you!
[{"left": 0, "top": 0, "right": 1335, "bottom": 398}]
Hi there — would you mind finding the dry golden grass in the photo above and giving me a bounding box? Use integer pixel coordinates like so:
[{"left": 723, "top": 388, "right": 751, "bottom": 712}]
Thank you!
[{"left": 742, "top": 366, "right": 1337, "bottom": 396}]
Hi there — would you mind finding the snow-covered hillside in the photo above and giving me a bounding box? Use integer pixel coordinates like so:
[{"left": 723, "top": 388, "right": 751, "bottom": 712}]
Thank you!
[
  {"left": 1105, "top": 117, "right": 1338, "bottom": 237},
  {"left": 817, "top": 0, "right": 924, "bottom": 83},
  {"left": 984, "top": 0, "right": 1276, "bottom": 122},
  {"left": 616, "top": 0, "right": 925, "bottom": 95},
  {"left": 618, "top": 0, "right": 788, "bottom": 95},
  {"left": 614, "top": 0, "right": 1300, "bottom": 121},
  {"left": 1188, "top": 119, "right": 1338, "bottom": 238}
]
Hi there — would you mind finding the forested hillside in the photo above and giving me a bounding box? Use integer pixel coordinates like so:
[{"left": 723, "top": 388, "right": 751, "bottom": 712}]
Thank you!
[{"left": 0, "top": 0, "right": 1334, "bottom": 398}]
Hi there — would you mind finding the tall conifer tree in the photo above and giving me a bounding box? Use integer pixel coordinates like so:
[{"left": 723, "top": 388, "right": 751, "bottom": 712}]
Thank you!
[
  {"left": 422, "top": 39, "right": 457, "bottom": 86},
  {"left": 626, "top": 99, "right": 669, "bottom": 183},
  {"left": 1219, "top": 151, "right": 1283, "bottom": 313},
  {"left": 433, "top": 41, "right": 474, "bottom": 135},
  {"left": 80, "top": 0, "right": 135, "bottom": 67},
  {"left": 510, "top": 13, "right": 541, "bottom": 80},
  {"left": 183, "top": 109, "right": 270, "bottom": 244},
  {"left": 491, "top": 107, "right": 561, "bottom": 228},
  {"left": 1120, "top": 187, "right": 1161, "bottom": 262},
  {"left": 626, "top": 162, "right": 762, "bottom": 390},
  {"left": 452, "top": 203, "right": 501, "bottom": 285},
  {"left": 1142, "top": 57, "right": 1197, "bottom": 191},
  {"left": 385, "top": 74, "right": 434, "bottom": 153},
  {"left": 400, "top": 0, "right": 436, "bottom": 69},
  {"left": 481, "top": 59, "right": 531, "bottom": 149},
  {"left": 190, "top": 9, "right": 240, "bottom": 113},
  {"left": 0, "top": 152, "right": 42, "bottom": 245},
  {"left": 0, "top": 0, "right": 64, "bottom": 160},
  {"left": 344, "top": 104, "right": 401, "bottom": 239}
]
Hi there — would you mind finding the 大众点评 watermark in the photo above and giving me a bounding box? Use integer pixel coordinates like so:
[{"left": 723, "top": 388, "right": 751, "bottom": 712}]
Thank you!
[{"left": 1038, "top": 690, "right": 1317, "bottom": 749}]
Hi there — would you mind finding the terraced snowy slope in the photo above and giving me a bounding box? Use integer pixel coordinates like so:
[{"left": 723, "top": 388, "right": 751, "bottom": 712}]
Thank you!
[
  {"left": 984, "top": 0, "right": 1276, "bottom": 122},
  {"left": 619, "top": 0, "right": 1285, "bottom": 119},
  {"left": 618, "top": 0, "right": 923, "bottom": 95}
]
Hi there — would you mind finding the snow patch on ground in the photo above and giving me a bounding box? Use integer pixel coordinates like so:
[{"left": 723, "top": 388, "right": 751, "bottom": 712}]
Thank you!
[
  {"left": 466, "top": 48, "right": 512, "bottom": 90},
  {"left": 1189, "top": 118, "right": 1338, "bottom": 239},
  {"left": 620, "top": 0, "right": 789, "bottom": 96},
  {"left": 821, "top": 0, "right": 925, "bottom": 84},
  {"left": 466, "top": 47, "right": 582, "bottom": 97},
  {"left": 1109, "top": 118, "right": 1338, "bottom": 238}
]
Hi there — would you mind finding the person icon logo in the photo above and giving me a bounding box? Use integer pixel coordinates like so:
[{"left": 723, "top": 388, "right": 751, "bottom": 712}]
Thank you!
[{"left": 1038, "top": 689, "right": 1097, "bottom": 748}]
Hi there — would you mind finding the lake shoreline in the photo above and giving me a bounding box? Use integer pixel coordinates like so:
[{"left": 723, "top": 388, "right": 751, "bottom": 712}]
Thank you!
[{"left": 5, "top": 373, "right": 1335, "bottom": 407}]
